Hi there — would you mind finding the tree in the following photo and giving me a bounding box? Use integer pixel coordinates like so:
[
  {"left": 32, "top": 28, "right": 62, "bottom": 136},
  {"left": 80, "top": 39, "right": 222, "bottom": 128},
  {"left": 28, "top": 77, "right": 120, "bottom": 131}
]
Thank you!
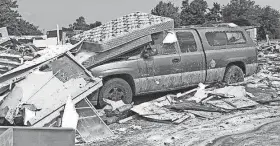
[
  {"left": 258, "top": 6, "right": 280, "bottom": 39},
  {"left": 89, "top": 21, "right": 102, "bottom": 29},
  {"left": 222, "top": 0, "right": 261, "bottom": 26},
  {"left": 69, "top": 17, "right": 102, "bottom": 30},
  {"left": 151, "top": 1, "right": 181, "bottom": 27},
  {"left": 72, "top": 16, "right": 90, "bottom": 30},
  {"left": 0, "top": 0, "right": 42, "bottom": 35},
  {"left": 222, "top": 0, "right": 280, "bottom": 39},
  {"left": 206, "top": 2, "right": 222, "bottom": 22},
  {"left": 180, "top": 0, "right": 208, "bottom": 26}
]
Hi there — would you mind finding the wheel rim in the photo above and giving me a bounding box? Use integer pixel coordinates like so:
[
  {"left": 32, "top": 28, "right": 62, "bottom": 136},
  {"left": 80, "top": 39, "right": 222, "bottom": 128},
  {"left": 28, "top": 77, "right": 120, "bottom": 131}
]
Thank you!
[
  {"left": 105, "top": 87, "right": 126, "bottom": 101},
  {"left": 229, "top": 71, "right": 242, "bottom": 84}
]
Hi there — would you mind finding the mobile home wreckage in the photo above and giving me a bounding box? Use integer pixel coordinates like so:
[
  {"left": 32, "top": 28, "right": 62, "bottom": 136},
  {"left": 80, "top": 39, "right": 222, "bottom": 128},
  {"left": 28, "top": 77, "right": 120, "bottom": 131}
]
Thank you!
[{"left": 0, "top": 12, "right": 175, "bottom": 144}]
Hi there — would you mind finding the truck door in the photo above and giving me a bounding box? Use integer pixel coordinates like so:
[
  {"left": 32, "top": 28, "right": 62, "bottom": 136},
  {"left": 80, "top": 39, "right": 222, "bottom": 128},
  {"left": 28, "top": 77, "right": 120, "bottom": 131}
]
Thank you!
[
  {"left": 151, "top": 41, "right": 182, "bottom": 91},
  {"left": 176, "top": 30, "right": 206, "bottom": 86},
  {"left": 135, "top": 56, "right": 155, "bottom": 94},
  {"left": 136, "top": 32, "right": 182, "bottom": 93}
]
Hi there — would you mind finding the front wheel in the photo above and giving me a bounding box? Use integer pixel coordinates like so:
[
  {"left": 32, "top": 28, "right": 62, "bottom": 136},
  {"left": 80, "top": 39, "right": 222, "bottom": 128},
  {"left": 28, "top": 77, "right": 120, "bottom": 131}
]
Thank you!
[
  {"left": 223, "top": 65, "right": 244, "bottom": 84},
  {"left": 98, "top": 78, "right": 133, "bottom": 108}
]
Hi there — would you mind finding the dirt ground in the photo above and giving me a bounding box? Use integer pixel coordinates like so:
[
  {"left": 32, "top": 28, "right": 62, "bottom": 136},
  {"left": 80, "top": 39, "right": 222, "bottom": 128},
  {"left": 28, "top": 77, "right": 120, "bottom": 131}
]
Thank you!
[{"left": 91, "top": 86, "right": 280, "bottom": 146}]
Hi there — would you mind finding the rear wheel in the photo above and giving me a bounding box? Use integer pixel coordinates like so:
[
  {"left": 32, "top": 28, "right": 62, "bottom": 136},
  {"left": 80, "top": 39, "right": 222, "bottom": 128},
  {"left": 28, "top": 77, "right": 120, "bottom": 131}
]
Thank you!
[
  {"left": 223, "top": 65, "right": 244, "bottom": 84},
  {"left": 98, "top": 78, "right": 133, "bottom": 108}
]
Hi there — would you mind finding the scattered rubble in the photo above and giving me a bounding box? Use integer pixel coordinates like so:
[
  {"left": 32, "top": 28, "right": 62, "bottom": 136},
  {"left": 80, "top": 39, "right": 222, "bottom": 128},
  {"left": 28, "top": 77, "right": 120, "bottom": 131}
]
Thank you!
[
  {"left": 1, "top": 11, "right": 280, "bottom": 145},
  {"left": 131, "top": 84, "right": 259, "bottom": 124},
  {"left": 0, "top": 37, "right": 39, "bottom": 75}
]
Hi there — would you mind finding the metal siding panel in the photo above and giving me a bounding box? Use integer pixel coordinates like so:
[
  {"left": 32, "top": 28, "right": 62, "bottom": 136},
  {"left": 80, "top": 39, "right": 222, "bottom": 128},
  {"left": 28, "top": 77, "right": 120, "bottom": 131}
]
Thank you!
[{"left": 0, "top": 127, "right": 75, "bottom": 146}]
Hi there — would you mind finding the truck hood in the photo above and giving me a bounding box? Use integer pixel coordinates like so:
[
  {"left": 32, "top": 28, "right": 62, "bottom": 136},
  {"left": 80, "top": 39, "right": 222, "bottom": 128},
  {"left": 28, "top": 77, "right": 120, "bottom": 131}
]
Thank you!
[{"left": 90, "top": 60, "right": 137, "bottom": 77}]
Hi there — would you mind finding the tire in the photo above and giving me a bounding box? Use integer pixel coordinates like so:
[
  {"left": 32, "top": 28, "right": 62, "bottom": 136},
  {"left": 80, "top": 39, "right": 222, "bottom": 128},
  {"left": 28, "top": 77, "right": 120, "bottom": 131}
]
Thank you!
[
  {"left": 223, "top": 65, "right": 244, "bottom": 84},
  {"left": 98, "top": 78, "right": 133, "bottom": 108}
]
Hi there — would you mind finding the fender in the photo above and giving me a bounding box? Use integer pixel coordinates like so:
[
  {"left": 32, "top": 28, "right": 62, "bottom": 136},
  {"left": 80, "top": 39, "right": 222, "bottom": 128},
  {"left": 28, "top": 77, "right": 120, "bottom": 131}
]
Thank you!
[
  {"left": 97, "top": 68, "right": 138, "bottom": 79},
  {"left": 225, "top": 57, "right": 246, "bottom": 64}
]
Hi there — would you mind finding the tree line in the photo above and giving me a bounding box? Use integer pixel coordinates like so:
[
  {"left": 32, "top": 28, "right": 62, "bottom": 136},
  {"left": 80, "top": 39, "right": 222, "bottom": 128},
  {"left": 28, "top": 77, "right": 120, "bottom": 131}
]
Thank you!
[
  {"left": 0, "top": 0, "right": 102, "bottom": 36},
  {"left": 1, "top": 0, "right": 279, "bottom": 40},
  {"left": 0, "top": 0, "right": 42, "bottom": 35},
  {"left": 151, "top": 0, "right": 280, "bottom": 40}
]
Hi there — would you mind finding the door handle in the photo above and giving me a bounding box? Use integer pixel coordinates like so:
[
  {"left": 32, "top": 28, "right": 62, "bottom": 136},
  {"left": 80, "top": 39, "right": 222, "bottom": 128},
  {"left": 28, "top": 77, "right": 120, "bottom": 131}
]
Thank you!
[{"left": 172, "top": 58, "right": 181, "bottom": 63}]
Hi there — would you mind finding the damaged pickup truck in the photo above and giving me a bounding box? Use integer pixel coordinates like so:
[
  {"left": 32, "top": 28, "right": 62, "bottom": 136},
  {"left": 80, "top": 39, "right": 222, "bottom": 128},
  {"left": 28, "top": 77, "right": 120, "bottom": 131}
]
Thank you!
[{"left": 86, "top": 26, "right": 258, "bottom": 107}]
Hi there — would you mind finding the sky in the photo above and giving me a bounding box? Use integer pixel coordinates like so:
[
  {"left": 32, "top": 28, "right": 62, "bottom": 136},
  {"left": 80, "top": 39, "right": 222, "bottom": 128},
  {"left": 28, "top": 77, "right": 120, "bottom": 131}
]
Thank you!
[{"left": 17, "top": 0, "right": 280, "bottom": 31}]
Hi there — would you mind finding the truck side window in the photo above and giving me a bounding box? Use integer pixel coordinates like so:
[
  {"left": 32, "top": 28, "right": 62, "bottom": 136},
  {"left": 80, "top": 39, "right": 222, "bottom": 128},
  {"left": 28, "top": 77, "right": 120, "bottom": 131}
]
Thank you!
[
  {"left": 151, "top": 32, "right": 177, "bottom": 55},
  {"left": 162, "top": 43, "right": 177, "bottom": 55},
  {"left": 226, "top": 32, "right": 246, "bottom": 44},
  {"left": 206, "top": 32, "right": 227, "bottom": 46},
  {"left": 176, "top": 32, "right": 197, "bottom": 53}
]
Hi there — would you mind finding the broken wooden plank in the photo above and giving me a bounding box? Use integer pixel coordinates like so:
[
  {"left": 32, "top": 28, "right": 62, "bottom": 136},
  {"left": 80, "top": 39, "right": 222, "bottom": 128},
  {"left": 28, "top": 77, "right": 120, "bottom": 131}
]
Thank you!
[
  {"left": 207, "top": 100, "right": 236, "bottom": 110},
  {"left": 186, "top": 110, "right": 223, "bottom": 119},
  {"left": 118, "top": 115, "right": 138, "bottom": 124},
  {"left": 222, "top": 97, "right": 259, "bottom": 109},
  {"left": 173, "top": 114, "right": 191, "bottom": 124},
  {"left": 0, "top": 59, "right": 21, "bottom": 66},
  {"left": 165, "top": 101, "right": 231, "bottom": 113},
  {"left": 177, "top": 88, "right": 199, "bottom": 98},
  {"left": 0, "top": 53, "right": 22, "bottom": 59}
]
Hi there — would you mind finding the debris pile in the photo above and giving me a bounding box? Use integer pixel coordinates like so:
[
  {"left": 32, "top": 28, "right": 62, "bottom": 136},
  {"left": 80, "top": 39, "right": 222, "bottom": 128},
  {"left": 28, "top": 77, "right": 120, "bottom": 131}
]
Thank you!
[
  {"left": 97, "top": 99, "right": 134, "bottom": 125},
  {"left": 244, "top": 41, "right": 280, "bottom": 90},
  {"left": 0, "top": 41, "right": 96, "bottom": 126},
  {"left": 0, "top": 37, "right": 39, "bottom": 75},
  {"left": 131, "top": 83, "right": 259, "bottom": 124}
]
